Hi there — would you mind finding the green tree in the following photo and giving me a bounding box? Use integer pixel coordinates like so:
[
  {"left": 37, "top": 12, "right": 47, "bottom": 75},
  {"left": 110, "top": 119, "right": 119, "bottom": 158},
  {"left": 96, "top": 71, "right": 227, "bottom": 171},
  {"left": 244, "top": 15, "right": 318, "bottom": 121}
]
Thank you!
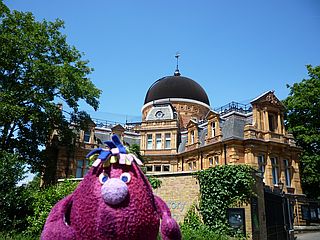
[
  {"left": 0, "top": 150, "right": 32, "bottom": 232},
  {"left": 283, "top": 65, "right": 320, "bottom": 199},
  {"left": 0, "top": 2, "right": 101, "bottom": 180}
]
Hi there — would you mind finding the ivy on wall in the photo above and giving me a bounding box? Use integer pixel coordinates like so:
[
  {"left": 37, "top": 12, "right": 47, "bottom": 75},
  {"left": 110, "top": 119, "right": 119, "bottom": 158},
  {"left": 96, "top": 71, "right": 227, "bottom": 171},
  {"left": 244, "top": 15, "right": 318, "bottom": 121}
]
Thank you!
[{"left": 195, "top": 164, "right": 256, "bottom": 235}]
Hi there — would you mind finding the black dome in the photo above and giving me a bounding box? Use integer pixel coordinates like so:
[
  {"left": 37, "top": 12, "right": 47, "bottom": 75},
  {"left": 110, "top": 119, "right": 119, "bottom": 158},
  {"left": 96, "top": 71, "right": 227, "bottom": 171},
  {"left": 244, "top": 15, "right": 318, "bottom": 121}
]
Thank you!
[{"left": 144, "top": 75, "right": 210, "bottom": 105}]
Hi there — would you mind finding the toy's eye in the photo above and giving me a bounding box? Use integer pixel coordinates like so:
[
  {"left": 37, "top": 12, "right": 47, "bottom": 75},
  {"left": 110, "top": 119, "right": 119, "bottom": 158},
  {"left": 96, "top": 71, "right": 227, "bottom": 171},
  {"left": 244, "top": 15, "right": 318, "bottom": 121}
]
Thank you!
[
  {"left": 99, "top": 172, "right": 109, "bottom": 184},
  {"left": 120, "top": 172, "right": 131, "bottom": 183}
]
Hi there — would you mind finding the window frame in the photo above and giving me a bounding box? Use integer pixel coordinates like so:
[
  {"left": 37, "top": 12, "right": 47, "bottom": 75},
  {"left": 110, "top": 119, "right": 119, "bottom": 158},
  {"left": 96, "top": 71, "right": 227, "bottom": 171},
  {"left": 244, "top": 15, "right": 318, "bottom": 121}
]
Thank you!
[
  {"left": 76, "top": 159, "right": 89, "bottom": 178},
  {"left": 211, "top": 121, "right": 216, "bottom": 137},
  {"left": 271, "top": 157, "right": 279, "bottom": 185},
  {"left": 83, "top": 131, "right": 91, "bottom": 143},
  {"left": 165, "top": 133, "right": 171, "bottom": 149},
  {"left": 156, "top": 133, "right": 162, "bottom": 149},
  {"left": 147, "top": 134, "right": 153, "bottom": 149},
  {"left": 257, "top": 154, "right": 266, "bottom": 179},
  {"left": 284, "top": 159, "right": 291, "bottom": 187}
]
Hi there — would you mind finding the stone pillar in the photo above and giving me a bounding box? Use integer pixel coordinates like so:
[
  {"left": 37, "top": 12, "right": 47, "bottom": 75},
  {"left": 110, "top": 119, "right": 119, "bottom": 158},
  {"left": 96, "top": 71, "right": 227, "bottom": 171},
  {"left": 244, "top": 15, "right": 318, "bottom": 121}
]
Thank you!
[
  {"left": 263, "top": 110, "right": 269, "bottom": 132},
  {"left": 257, "top": 109, "right": 261, "bottom": 130},
  {"left": 277, "top": 112, "right": 282, "bottom": 134},
  {"left": 265, "top": 153, "right": 272, "bottom": 186}
]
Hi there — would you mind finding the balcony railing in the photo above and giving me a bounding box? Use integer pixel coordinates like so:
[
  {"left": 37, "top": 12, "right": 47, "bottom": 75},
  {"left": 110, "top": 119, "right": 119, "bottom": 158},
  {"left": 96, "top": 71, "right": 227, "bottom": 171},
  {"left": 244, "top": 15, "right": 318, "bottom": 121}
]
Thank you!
[{"left": 215, "top": 101, "right": 252, "bottom": 116}]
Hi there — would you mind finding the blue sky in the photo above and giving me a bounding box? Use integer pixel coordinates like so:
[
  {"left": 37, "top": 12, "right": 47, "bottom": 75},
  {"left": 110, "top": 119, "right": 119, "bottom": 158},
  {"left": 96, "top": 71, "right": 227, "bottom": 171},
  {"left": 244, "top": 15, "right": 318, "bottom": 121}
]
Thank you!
[{"left": 5, "top": 0, "right": 320, "bottom": 123}]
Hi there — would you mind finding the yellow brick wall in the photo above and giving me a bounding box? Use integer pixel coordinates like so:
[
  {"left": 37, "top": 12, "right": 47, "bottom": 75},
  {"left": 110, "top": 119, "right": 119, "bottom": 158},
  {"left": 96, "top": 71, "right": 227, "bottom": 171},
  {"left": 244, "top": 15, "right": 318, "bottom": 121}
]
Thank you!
[
  {"left": 149, "top": 172, "right": 199, "bottom": 223},
  {"left": 149, "top": 171, "right": 267, "bottom": 240}
]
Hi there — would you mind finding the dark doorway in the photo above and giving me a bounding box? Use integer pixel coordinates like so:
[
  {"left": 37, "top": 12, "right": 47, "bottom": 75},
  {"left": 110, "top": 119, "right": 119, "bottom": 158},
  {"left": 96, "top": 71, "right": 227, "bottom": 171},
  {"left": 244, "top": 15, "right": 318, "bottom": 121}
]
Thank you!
[{"left": 264, "top": 190, "right": 292, "bottom": 240}]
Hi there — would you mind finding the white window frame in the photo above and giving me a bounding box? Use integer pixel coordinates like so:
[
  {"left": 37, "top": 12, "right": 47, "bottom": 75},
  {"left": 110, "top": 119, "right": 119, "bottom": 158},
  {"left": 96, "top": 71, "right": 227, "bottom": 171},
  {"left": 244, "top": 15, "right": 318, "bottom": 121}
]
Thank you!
[
  {"left": 209, "top": 157, "right": 213, "bottom": 166},
  {"left": 188, "top": 162, "right": 192, "bottom": 170},
  {"left": 214, "top": 156, "right": 219, "bottom": 165},
  {"left": 162, "top": 165, "right": 170, "bottom": 172},
  {"left": 147, "top": 134, "right": 153, "bottom": 149},
  {"left": 156, "top": 134, "right": 162, "bottom": 149},
  {"left": 165, "top": 133, "right": 171, "bottom": 149},
  {"left": 193, "top": 161, "right": 197, "bottom": 170},
  {"left": 146, "top": 165, "right": 153, "bottom": 172},
  {"left": 154, "top": 165, "right": 161, "bottom": 172}
]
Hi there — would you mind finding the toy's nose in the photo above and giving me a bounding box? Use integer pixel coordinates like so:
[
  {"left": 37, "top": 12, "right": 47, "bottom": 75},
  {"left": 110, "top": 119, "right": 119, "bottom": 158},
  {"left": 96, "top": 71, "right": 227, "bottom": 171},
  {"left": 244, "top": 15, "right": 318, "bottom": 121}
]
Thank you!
[{"left": 101, "top": 178, "right": 128, "bottom": 205}]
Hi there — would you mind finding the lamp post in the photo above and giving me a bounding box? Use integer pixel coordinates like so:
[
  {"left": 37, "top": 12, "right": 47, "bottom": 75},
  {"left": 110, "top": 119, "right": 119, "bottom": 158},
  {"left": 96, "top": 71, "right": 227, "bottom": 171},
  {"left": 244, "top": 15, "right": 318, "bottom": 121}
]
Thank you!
[{"left": 278, "top": 181, "right": 292, "bottom": 240}]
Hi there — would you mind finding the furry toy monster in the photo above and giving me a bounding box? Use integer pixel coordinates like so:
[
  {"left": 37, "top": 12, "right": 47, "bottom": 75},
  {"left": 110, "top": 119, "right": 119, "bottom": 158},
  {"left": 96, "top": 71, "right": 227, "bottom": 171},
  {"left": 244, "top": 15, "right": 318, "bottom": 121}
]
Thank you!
[{"left": 41, "top": 134, "right": 181, "bottom": 240}]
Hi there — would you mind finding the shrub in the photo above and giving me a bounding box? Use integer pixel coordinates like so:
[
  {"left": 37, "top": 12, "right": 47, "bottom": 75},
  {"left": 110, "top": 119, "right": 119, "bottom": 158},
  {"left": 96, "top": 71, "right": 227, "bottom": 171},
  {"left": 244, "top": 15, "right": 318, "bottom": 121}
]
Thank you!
[
  {"left": 147, "top": 175, "right": 162, "bottom": 189},
  {"left": 194, "top": 164, "right": 255, "bottom": 236},
  {"left": 25, "top": 179, "right": 79, "bottom": 236},
  {"left": 0, "top": 232, "right": 35, "bottom": 240}
]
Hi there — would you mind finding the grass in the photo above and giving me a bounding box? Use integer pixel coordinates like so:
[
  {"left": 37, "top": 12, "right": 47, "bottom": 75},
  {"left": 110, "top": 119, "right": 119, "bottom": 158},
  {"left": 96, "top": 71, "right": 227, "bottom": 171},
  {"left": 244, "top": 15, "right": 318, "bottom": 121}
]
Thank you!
[{"left": 0, "top": 232, "right": 37, "bottom": 240}]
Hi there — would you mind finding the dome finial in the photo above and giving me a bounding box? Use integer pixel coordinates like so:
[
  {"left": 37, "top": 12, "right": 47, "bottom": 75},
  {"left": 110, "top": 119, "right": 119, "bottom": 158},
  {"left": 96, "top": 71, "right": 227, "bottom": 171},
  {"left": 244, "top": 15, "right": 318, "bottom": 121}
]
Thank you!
[{"left": 174, "top": 52, "right": 181, "bottom": 76}]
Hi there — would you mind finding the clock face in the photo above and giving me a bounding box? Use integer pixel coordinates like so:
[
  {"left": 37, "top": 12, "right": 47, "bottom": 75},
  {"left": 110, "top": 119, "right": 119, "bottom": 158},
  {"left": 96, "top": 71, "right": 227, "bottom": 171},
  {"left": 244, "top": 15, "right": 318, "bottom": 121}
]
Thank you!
[{"left": 155, "top": 110, "right": 164, "bottom": 119}]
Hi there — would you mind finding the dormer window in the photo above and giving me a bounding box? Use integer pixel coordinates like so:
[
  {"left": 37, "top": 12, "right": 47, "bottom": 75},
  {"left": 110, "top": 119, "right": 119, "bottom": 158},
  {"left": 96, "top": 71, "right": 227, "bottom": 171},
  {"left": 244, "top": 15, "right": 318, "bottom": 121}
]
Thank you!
[
  {"left": 211, "top": 122, "right": 216, "bottom": 137},
  {"left": 191, "top": 130, "right": 195, "bottom": 144},
  {"left": 268, "top": 112, "right": 277, "bottom": 132}
]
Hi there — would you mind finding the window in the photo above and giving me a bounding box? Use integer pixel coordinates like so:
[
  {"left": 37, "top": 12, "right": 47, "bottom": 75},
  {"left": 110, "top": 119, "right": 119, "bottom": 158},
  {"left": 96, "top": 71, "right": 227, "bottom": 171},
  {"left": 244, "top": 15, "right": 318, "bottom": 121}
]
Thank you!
[
  {"left": 146, "top": 165, "right": 153, "bottom": 172},
  {"left": 284, "top": 159, "right": 291, "bottom": 187},
  {"left": 165, "top": 133, "right": 171, "bottom": 149},
  {"left": 188, "top": 162, "right": 192, "bottom": 170},
  {"left": 154, "top": 165, "right": 161, "bottom": 172},
  {"left": 162, "top": 165, "right": 170, "bottom": 172},
  {"left": 147, "top": 134, "right": 152, "bottom": 149},
  {"left": 191, "top": 130, "right": 194, "bottom": 144},
  {"left": 76, "top": 160, "right": 89, "bottom": 178},
  {"left": 211, "top": 122, "right": 216, "bottom": 137},
  {"left": 257, "top": 155, "right": 265, "bottom": 179},
  {"left": 271, "top": 157, "right": 279, "bottom": 185},
  {"left": 83, "top": 131, "right": 90, "bottom": 143},
  {"left": 268, "top": 113, "right": 277, "bottom": 132},
  {"left": 214, "top": 156, "right": 219, "bottom": 165},
  {"left": 156, "top": 134, "right": 162, "bottom": 149},
  {"left": 209, "top": 157, "right": 213, "bottom": 166},
  {"left": 193, "top": 161, "right": 197, "bottom": 170}
]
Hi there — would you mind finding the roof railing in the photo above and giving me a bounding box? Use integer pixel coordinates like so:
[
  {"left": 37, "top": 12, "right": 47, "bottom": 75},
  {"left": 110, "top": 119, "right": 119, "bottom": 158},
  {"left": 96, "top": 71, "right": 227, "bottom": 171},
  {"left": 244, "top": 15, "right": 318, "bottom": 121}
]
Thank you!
[{"left": 214, "top": 101, "right": 252, "bottom": 115}]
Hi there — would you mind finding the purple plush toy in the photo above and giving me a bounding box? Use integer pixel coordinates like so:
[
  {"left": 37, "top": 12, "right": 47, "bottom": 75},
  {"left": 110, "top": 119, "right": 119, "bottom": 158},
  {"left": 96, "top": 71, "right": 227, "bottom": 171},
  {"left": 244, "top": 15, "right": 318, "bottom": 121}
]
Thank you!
[{"left": 41, "top": 135, "right": 181, "bottom": 240}]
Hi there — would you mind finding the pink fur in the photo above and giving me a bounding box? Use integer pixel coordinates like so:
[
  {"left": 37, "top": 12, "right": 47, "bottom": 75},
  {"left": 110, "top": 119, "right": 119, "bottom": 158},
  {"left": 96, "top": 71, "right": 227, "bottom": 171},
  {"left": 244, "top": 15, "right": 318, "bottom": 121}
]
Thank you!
[{"left": 41, "top": 162, "right": 181, "bottom": 240}]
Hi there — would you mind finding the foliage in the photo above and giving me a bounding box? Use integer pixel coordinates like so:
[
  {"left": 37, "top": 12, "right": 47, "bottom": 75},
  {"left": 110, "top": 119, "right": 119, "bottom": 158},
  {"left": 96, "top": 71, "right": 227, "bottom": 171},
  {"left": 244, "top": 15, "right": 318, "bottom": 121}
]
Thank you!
[
  {"left": 25, "top": 179, "right": 79, "bottom": 236},
  {"left": 283, "top": 64, "right": 320, "bottom": 200},
  {"left": 0, "top": 232, "right": 35, "bottom": 240},
  {"left": 195, "top": 164, "right": 255, "bottom": 235},
  {"left": 181, "top": 205, "right": 230, "bottom": 240},
  {"left": 182, "top": 204, "right": 203, "bottom": 230},
  {"left": 146, "top": 175, "right": 162, "bottom": 189},
  {"left": 180, "top": 224, "right": 230, "bottom": 240},
  {"left": 128, "top": 143, "right": 144, "bottom": 162},
  {"left": 0, "top": 150, "right": 33, "bottom": 232},
  {"left": 0, "top": 2, "right": 101, "bottom": 179}
]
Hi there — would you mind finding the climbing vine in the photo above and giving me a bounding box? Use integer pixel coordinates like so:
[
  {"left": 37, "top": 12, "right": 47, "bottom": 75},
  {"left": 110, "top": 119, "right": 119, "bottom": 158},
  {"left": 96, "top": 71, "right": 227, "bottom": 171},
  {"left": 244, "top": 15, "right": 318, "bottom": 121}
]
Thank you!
[{"left": 195, "top": 164, "right": 255, "bottom": 235}]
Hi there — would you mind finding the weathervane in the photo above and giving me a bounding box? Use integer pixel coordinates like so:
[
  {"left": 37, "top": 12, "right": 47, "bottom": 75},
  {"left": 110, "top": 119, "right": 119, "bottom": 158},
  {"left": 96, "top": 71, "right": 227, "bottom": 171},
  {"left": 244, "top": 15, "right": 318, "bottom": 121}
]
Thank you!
[{"left": 174, "top": 52, "right": 181, "bottom": 76}]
